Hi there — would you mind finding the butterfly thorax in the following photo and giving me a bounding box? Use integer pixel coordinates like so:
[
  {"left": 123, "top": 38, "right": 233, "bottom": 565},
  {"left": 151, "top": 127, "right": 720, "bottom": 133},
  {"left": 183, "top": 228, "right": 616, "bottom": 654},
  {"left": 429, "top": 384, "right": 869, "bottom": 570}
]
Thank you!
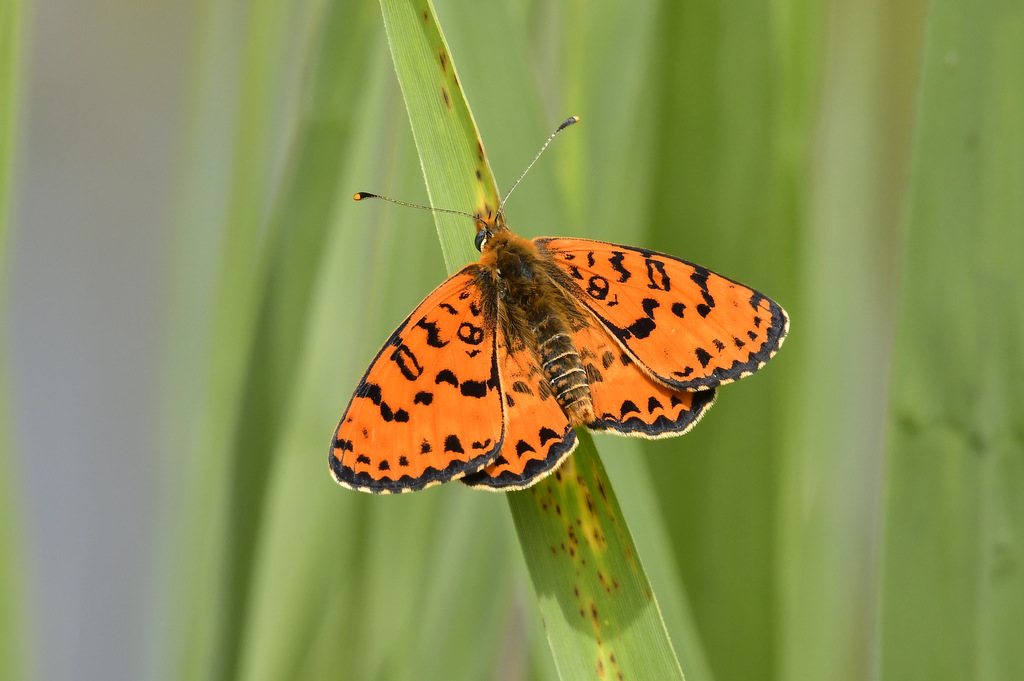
[{"left": 479, "top": 229, "right": 596, "bottom": 427}]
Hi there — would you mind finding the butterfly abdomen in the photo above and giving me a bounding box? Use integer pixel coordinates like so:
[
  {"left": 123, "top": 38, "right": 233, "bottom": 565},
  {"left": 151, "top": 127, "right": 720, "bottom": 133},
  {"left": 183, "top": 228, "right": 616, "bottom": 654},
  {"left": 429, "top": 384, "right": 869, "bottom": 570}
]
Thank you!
[{"left": 531, "top": 313, "right": 594, "bottom": 426}]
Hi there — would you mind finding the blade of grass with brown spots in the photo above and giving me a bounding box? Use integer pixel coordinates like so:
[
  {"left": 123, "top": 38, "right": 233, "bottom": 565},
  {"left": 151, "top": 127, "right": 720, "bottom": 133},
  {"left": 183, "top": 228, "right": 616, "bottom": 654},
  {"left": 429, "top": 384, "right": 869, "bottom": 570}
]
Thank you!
[
  {"left": 509, "top": 433, "right": 687, "bottom": 681},
  {"left": 379, "top": 0, "right": 686, "bottom": 678},
  {"left": 379, "top": 0, "right": 499, "bottom": 268}
]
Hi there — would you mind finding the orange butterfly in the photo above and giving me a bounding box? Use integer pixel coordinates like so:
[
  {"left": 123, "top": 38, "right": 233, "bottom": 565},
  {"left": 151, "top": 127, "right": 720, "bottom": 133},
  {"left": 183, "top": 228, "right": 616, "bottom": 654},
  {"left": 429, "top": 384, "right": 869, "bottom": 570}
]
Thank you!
[{"left": 330, "top": 119, "right": 788, "bottom": 494}]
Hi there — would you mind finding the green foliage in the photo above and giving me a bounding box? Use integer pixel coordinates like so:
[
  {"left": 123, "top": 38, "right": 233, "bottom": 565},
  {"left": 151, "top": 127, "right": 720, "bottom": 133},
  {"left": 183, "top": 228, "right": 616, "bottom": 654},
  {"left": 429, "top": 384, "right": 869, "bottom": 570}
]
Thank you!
[
  {"left": 0, "top": 0, "right": 27, "bottom": 678},
  {"left": 152, "top": 0, "right": 1024, "bottom": 680},
  {"left": 881, "top": 0, "right": 1024, "bottom": 678}
]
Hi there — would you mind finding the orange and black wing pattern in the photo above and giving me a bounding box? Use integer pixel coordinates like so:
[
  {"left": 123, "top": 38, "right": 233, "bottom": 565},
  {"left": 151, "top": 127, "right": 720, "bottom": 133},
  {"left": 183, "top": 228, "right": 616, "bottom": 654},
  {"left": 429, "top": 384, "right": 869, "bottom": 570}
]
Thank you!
[
  {"left": 330, "top": 266, "right": 504, "bottom": 493},
  {"left": 462, "top": 333, "right": 576, "bottom": 491},
  {"left": 537, "top": 237, "right": 789, "bottom": 391},
  {"left": 572, "top": 322, "right": 717, "bottom": 438}
]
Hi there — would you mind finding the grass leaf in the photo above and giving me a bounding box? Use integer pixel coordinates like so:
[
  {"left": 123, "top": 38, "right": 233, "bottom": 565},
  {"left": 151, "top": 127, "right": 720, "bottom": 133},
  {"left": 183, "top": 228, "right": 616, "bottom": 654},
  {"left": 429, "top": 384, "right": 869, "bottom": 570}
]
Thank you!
[
  {"left": 881, "top": 0, "right": 1024, "bottom": 678},
  {"left": 0, "top": 0, "right": 28, "bottom": 677}
]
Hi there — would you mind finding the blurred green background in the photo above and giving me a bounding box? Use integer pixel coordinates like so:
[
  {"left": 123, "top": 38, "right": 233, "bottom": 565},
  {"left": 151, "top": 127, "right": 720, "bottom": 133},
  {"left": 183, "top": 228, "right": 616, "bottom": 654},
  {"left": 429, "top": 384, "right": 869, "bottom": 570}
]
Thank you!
[{"left": 2, "top": 0, "right": 1021, "bottom": 680}]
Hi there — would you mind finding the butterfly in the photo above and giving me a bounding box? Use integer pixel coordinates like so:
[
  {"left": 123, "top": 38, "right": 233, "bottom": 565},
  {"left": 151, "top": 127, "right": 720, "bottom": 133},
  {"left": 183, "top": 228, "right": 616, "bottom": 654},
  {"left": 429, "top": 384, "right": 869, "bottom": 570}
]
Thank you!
[{"left": 330, "top": 120, "right": 788, "bottom": 494}]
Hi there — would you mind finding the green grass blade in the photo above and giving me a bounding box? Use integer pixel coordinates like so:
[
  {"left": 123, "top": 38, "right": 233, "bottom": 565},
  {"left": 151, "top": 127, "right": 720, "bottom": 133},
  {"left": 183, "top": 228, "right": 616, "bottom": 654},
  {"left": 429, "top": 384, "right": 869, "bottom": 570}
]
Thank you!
[
  {"left": 0, "top": 0, "right": 28, "bottom": 677},
  {"left": 187, "top": 5, "right": 381, "bottom": 681},
  {"left": 379, "top": 0, "right": 501, "bottom": 267},
  {"left": 643, "top": 4, "right": 813, "bottom": 680},
  {"left": 162, "top": 2, "right": 376, "bottom": 679},
  {"left": 771, "top": 3, "right": 925, "bottom": 680},
  {"left": 881, "top": 0, "right": 1024, "bottom": 678},
  {"left": 380, "top": 1, "right": 685, "bottom": 678},
  {"left": 510, "top": 434, "right": 686, "bottom": 681}
]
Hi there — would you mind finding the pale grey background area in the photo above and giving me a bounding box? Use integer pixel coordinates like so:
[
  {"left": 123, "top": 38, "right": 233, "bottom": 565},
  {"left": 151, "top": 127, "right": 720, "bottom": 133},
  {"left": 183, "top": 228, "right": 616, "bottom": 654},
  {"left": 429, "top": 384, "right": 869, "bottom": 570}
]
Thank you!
[{"left": 9, "top": 2, "right": 191, "bottom": 679}]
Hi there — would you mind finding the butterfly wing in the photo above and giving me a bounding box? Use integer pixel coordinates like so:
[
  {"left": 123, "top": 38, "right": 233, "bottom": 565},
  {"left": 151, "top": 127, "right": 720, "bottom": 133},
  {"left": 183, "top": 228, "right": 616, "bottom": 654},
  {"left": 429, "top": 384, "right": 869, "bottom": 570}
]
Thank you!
[
  {"left": 461, "top": 334, "right": 576, "bottom": 491},
  {"left": 329, "top": 266, "right": 505, "bottom": 493},
  {"left": 537, "top": 237, "right": 789, "bottom": 391},
  {"left": 572, "top": 322, "right": 717, "bottom": 437}
]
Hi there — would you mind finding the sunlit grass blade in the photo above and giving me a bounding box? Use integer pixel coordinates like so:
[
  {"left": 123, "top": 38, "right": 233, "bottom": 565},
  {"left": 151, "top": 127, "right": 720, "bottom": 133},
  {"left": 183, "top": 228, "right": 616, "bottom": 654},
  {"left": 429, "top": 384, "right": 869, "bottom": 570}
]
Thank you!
[
  {"left": 162, "top": 2, "right": 379, "bottom": 680},
  {"left": 510, "top": 434, "right": 686, "bottom": 681},
  {"left": 379, "top": 0, "right": 500, "bottom": 267},
  {"left": 189, "top": 5, "right": 382, "bottom": 681},
  {"left": 380, "top": 1, "right": 685, "bottom": 678},
  {"left": 881, "top": 0, "right": 1024, "bottom": 678},
  {"left": 0, "top": 0, "right": 28, "bottom": 677}
]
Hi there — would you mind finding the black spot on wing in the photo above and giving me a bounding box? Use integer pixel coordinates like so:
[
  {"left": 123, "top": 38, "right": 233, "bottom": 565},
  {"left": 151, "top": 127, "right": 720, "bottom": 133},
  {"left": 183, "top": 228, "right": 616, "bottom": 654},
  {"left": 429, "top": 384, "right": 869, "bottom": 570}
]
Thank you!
[
  {"left": 515, "top": 440, "right": 537, "bottom": 456},
  {"left": 414, "top": 391, "right": 434, "bottom": 405},
  {"left": 609, "top": 251, "right": 631, "bottom": 282},
  {"left": 620, "top": 400, "right": 640, "bottom": 417},
  {"left": 512, "top": 380, "right": 533, "bottom": 395},
  {"left": 690, "top": 266, "right": 710, "bottom": 292},
  {"left": 415, "top": 318, "right": 448, "bottom": 348},
  {"left": 626, "top": 318, "right": 656, "bottom": 340},
  {"left": 460, "top": 379, "right": 488, "bottom": 398},
  {"left": 444, "top": 434, "right": 464, "bottom": 454},
  {"left": 538, "top": 427, "right": 559, "bottom": 445},
  {"left": 435, "top": 369, "right": 458, "bottom": 386},
  {"left": 356, "top": 381, "right": 382, "bottom": 403},
  {"left": 695, "top": 348, "right": 712, "bottom": 368}
]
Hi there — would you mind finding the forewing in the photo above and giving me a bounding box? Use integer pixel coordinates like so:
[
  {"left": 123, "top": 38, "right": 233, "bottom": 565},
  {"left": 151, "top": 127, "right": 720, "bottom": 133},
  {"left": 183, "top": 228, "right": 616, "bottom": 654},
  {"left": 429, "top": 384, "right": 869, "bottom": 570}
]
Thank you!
[
  {"left": 573, "top": 322, "right": 717, "bottom": 438},
  {"left": 461, "top": 333, "right": 576, "bottom": 491},
  {"left": 538, "top": 237, "right": 789, "bottom": 390},
  {"left": 330, "top": 266, "right": 504, "bottom": 493}
]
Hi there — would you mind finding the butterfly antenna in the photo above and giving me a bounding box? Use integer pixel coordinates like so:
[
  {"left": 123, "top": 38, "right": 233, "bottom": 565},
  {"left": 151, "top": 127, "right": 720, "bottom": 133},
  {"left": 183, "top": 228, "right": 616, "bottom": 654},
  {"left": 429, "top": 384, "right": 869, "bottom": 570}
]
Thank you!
[
  {"left": 353, "top": 192, "right": 487, "bottom": 227},
  {"left": 497, "top": 116, "right": 580, "bottom": 217}
]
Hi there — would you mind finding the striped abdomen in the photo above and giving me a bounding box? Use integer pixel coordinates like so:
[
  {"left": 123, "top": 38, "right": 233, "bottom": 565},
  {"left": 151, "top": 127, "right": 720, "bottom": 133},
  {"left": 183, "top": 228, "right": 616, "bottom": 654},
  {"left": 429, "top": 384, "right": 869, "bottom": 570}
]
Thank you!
[{"left": 532, "top": 313, "right": 594, "bottom": 426}]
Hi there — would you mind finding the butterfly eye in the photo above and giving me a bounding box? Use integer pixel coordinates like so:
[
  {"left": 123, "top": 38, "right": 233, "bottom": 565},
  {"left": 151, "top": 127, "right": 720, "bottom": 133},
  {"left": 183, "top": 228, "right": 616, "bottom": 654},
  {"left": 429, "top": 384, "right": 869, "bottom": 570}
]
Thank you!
[{"left": 474, "top": 230, "right": 490, "bottom": 252}]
